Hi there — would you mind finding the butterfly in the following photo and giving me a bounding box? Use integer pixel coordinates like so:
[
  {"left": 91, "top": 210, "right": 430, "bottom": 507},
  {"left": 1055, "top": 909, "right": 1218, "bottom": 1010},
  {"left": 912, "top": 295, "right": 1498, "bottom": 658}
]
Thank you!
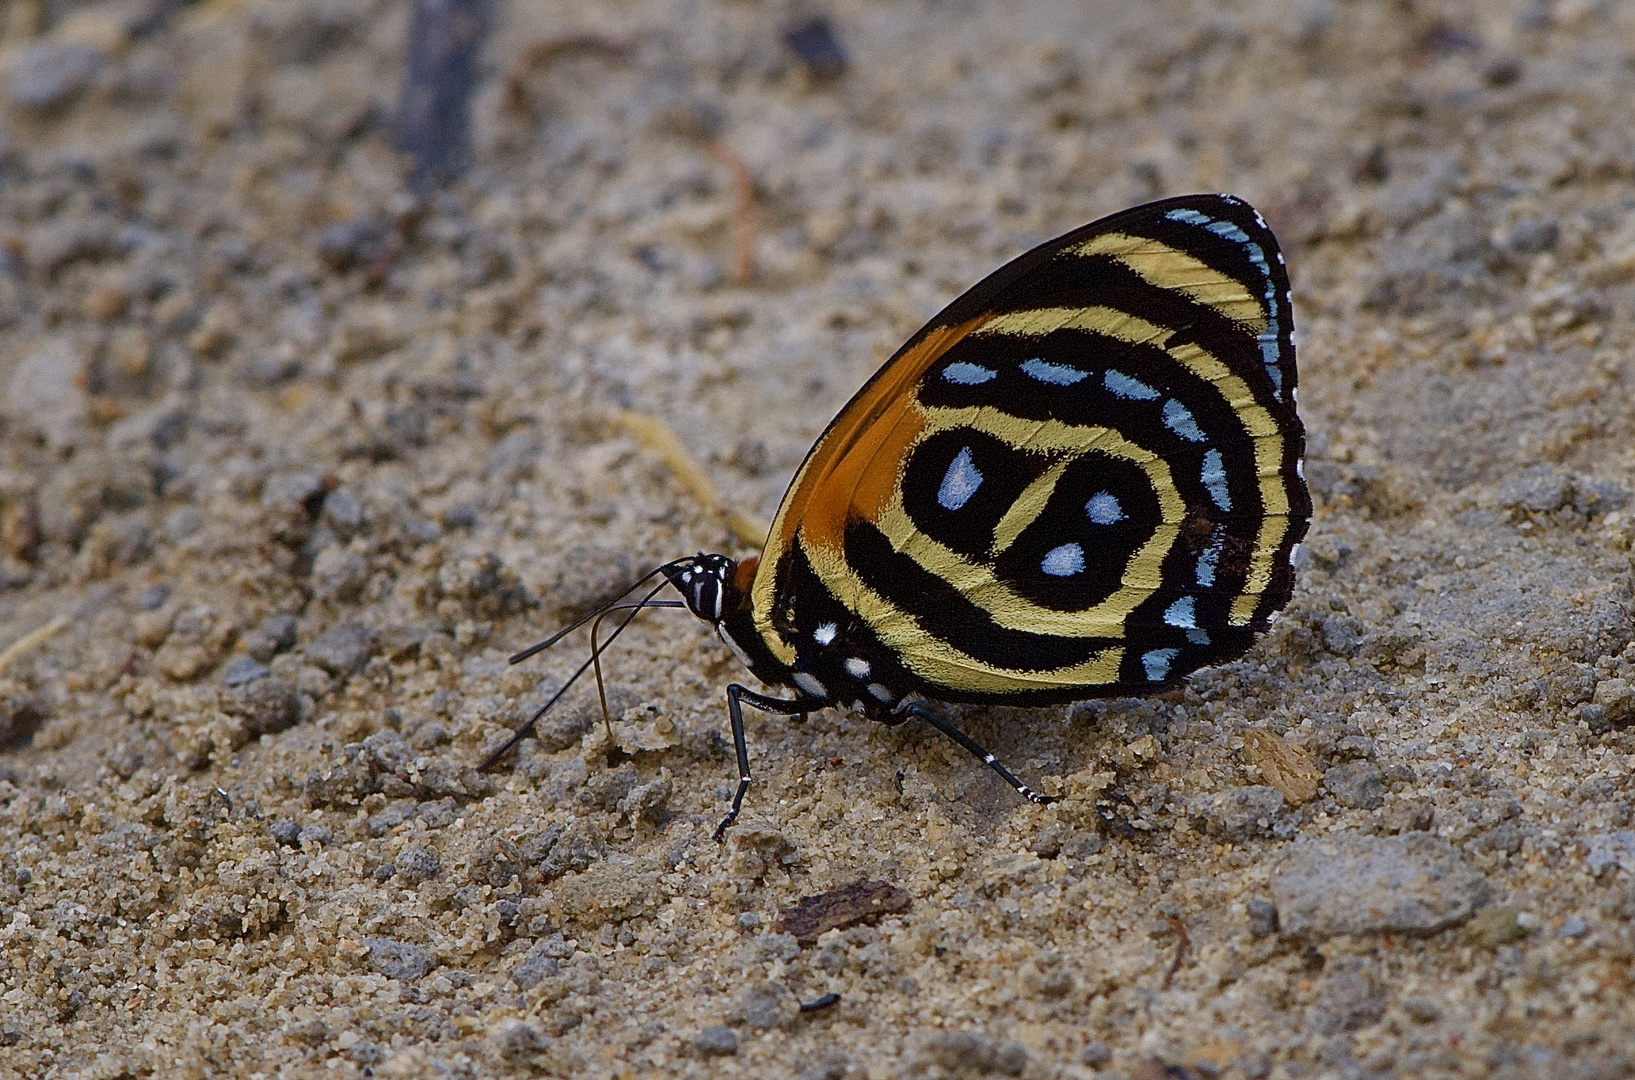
[{"left": 484, "top": 194, "right": 1310, "bottom": 841}]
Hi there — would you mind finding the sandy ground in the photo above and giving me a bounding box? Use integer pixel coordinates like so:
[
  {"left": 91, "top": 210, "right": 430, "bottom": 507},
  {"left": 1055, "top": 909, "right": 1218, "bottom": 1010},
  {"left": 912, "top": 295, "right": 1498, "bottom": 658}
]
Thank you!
[{"left": 4, "top": 0, "right": 1635, "bottom": 1077}]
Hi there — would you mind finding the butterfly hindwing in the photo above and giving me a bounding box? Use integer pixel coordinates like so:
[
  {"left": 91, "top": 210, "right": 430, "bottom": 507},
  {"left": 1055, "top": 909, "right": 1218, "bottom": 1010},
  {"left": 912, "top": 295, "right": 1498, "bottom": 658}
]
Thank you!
[{"left": 751, "top": 195, "right": 1309, "bottom": 702}]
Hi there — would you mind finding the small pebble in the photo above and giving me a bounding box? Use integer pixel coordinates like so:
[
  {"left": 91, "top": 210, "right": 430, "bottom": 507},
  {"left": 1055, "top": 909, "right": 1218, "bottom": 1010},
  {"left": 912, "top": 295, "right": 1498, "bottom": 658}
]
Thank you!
[
  {"left": 222, "top": 657, "right": 271, "bottom": 686},
  {"left": 1247, "top": 898, "right": 1280, "bottom": 938},
  {"left": 1560, "top": 915, "right": 1589, "bottom": 938},
  {"left": 297, "top": 824, "right": 332, "bottom": 847},
  {"left": 694, "top": 1024, "right": 739, "bottom": 1056},
  {"left": 270, "top": 820, "right": 302, "bottom": 847},
  {"left": 441, "top": 502, "right": 478, "bottom": 529},
  {"left": 136, "top": 582, "right": 172, "bottom": 611},
  {"left": 783, "top": 15, "right": 849, "bottom": 79},
  {"left": 9, "top": 43, "right": 103, "bottom": 112}
]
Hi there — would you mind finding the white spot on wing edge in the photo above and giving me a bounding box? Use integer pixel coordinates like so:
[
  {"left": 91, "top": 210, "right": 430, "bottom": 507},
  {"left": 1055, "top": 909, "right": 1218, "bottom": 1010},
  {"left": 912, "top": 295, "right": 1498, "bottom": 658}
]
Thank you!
[
  {"left": 813, "top": 622, "right": 837, "bottom": 646},
  {"left": 845, "top": 657, "right": 870, "bottom": 679},
  {"left": 1142, "top": 648, "right": 1180, "bottom": 682},
  {"left": 1163, "top": 597, "right": 1197, "bottom": 628},
  {"left": 793, "top": 672, "right": 828, "bottom": 699},
  {"left": 867, "top": 682, "right": 893, "bottom": 702}
]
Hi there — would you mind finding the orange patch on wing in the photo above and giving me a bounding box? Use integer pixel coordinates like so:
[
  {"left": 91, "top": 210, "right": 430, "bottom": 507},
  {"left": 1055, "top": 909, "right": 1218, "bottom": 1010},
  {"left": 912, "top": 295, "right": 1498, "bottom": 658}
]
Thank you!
[
  {"left": 781, "top": 317, "right": 986, "bottom": 555},
  {"left": 732, "top": 555, "right": 759, "bottom": 594}
]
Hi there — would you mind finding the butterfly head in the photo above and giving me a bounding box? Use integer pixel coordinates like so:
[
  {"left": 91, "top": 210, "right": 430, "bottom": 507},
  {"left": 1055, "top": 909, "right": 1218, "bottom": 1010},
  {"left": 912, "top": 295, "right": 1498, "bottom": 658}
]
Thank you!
[{"left": 662, "top": 553, "right": 740, "bottom": 624}]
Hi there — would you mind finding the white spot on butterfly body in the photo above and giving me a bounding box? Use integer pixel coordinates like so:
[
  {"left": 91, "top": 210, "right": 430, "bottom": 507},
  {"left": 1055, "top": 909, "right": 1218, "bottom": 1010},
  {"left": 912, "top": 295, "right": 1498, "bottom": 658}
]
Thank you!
[
  {"left": 938, "top": 447, "right": 983, "bottom": 511},
  {"left": 1103, "top": 370, "right": 1160, "bottom": 400},
  {"left": 813, "top": 623, "right": 837, "bottom": 646},
  {"left": 1162, "top": 399, "right": 1206, "bottom": 442},
  {"left": 718, "top": 626, "right": 756, "bottom": 671},
  {"left": 943, "top": 361, "right": 997, "bottom": 385},
  {"left": 793, "top": 672, "right": 828, "bottom": 698},
  {"left": 1164, "top": 597, "right": 1197, "bottom": 628},
  {"left": 1020, "top": 358, "right": 1089, "bottom": 385},
  {"left": 1202, "top": 450, "right": 1232, "bottom": 510},
  {"left": 1086, "top": 491, "right": 1125, "bottom": 524},
  {"left": 1040, "top": 543, "right": 1085, "bottom": 577},
  {"left": 845, "top": 657, "right": 870, "bottom": 679},
  {"left": 1142, "top": 648, "right": 1180, "bottom": 681}
]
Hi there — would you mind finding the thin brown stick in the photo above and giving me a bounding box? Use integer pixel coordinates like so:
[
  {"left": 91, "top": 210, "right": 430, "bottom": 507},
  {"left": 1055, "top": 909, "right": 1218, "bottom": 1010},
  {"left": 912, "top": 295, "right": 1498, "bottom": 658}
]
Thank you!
[
  {"left": 503, "top": 36, "right": 633, "bottom": 116},
  {"left": 1161, "top": 914, "right": 1190, "bottom": 991},
  {"left": 706, "top": 140, "right": 759, "bottom": 284}
]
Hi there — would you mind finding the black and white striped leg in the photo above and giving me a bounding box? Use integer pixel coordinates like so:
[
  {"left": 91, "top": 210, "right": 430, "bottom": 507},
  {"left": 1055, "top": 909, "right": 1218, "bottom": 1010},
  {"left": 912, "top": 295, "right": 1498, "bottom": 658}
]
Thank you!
[
  {"left": 902, "top": 702, "right": 1057, "bottom": 806},
  {"left": 714, "top": 684, "right": 825, "bottom": 843}
]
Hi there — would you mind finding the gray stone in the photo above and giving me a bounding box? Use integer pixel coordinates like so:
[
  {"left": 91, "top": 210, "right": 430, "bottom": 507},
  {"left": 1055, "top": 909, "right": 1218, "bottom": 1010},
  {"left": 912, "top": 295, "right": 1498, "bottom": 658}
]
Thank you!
[
  {"left": 728, "top": 980, "right": 798, "bottom": 1030},
  {"left": 296, "top": 824, "right": 332, "bottom": 847},
  {"left": 1324, "top": 762, "right": 1386, "bottom": 810},
  {"left": 393, "top": 845, "right": 441, "bottom": 885},
  {"left": 510, "top": 942, "right": 562, "bottom": 989},
  {"left": 1247, "top": 898, "right": 1280, "bottom": 938},
  {"left": 1190, "top": 785, "right": 1286, "bottom": 840},
  {"left": 1271, "top": 832, "right": 1489, "bottom": 940},
  {"left": 1584, "top": 832, "right": 1635, "bottom": 876},
  {"left": 363, "top": 937, "right": 434, "bottom": 981},
  {"left": 1498, "top": 464, "right": 1573, "bottom": 514},
  {"left": 312, "top": 547, "right": 370, "bottom": 602},
  {"left": 1505, "top": 217, "right": 1559, "bottom": 255},
  {"left": 1311, "top": 957, "right": 1386, "bottom": 1033},
  {"left": 221, "top": 657, "right": 270, "bottom": 687},
  {"left": 323, "top": 489, "right": 366, "bottom": 536},
  {"left": 305, "top": 622, "right": 377, "bottom": 675},
  {"left": 1403, "top": 995, "right": 1442, "bottom": 1023},
  {"left": 223, "top": 677, "right": 301, "bottom": 736},
  {"left": 243, "top": 613, "right": 299, "bottom": 662},
  {"left": 269, "top": 819, "right": 301, "bottom": 847},
  {"left": 10, "top": 43, "right": 102, "bottom": 112},
  {"left": 694, "top": 1024, "right": 739, "bottom": 1055}
]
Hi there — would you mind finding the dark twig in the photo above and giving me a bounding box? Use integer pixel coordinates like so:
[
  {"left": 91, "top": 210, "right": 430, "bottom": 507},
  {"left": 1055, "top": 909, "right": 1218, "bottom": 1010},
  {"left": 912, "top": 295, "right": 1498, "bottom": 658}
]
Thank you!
[{"left": 1161, "top": 914, "right": 1190, "bottom": 991}]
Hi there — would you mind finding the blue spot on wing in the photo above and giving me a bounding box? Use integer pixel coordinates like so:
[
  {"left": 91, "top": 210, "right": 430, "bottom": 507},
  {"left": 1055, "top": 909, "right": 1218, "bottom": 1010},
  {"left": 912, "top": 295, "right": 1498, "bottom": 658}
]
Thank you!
[
  {"left": 1201, "top": 449, "right": 1231, "bottom": 510},
  {"left": 1162, "top": 399, "right": 1206, "bottom": 442},
  {"left": 937, "top": 446, "right": 983, "bottom": 510},
  {"left": 1040, "top": 543, "right": 1085, "bottom": 577},
  {"left": 943, "top": 361, "right": 997, "bottom": 385},
  {"left": 1086, "top": 491, "right": 1125, "bottom": 525},
  {"left": 1020, "top": 358, "right": 1089, "bottom": 385},
  {"left": 1103, "top": 369, "right": 1160, "bottom": 400}
]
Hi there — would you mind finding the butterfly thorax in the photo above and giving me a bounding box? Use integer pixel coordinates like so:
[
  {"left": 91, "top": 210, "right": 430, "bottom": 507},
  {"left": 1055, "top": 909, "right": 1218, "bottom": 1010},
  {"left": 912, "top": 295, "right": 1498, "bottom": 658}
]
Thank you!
[{"left": 665, "top": 552, "right": 907, "bottom": 719}]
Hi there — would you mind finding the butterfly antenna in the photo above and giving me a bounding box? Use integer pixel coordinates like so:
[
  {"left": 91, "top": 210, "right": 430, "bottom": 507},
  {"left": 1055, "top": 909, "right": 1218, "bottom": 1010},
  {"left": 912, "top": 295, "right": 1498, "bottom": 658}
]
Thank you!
[
  {"left": 589, "top": 586, "right": 683, "bottom": 758},
  {"left": 481, "top": 575, "right": 688, "bottom": 771},
  {"left": 507, "top": 559, "right": 688, "bottom": 665}
]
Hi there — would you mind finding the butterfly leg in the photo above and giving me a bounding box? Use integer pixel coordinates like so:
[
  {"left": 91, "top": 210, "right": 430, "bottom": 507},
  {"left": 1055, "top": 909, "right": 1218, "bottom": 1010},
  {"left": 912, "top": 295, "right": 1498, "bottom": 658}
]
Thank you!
[
  {"left": 715, "top": 684, "right": 824, "bottom": 843},
  {"left": 902, "top": 702, "right": 1058, "bottom": 807}
]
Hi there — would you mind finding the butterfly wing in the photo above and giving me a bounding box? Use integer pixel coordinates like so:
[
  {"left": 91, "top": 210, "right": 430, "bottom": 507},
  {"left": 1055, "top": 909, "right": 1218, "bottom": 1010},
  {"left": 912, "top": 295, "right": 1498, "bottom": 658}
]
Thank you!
[{"left": 750, "top": 195, "right": 1309, "bottom": 702}]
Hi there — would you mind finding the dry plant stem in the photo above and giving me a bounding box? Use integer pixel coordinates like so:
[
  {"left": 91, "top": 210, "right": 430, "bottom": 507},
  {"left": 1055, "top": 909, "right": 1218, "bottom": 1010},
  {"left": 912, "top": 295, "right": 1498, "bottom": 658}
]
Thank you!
[
  {"left": 614, "top": 409, "right": 769, "bottom": 548},
  {"left": 706, "top": 140, "right": 759, "bottom": 284},
  {"left": 0, "top": 615, "right": 68, "bottom": 676},
  {"left": 1161, "top": 914, "right": 1190, "bottom": 991},
  {"left": 502, "top": 36, "right": 633, "bottom": 116}
]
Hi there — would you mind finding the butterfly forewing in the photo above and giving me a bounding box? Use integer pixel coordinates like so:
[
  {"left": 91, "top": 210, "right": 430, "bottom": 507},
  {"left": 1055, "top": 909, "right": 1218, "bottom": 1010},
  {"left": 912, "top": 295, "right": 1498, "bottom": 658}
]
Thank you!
[{"left": 751, "top": 195, "right": 1309, "bottom": 703}]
